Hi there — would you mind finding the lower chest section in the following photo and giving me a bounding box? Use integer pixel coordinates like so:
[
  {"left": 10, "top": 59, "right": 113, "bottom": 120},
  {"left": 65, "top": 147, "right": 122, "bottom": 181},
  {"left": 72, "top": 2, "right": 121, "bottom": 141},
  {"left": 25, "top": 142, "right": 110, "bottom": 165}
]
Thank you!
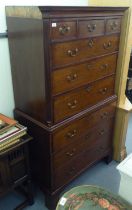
[{"left": 50, "top": 101, "right": 116, "bottom": 189}]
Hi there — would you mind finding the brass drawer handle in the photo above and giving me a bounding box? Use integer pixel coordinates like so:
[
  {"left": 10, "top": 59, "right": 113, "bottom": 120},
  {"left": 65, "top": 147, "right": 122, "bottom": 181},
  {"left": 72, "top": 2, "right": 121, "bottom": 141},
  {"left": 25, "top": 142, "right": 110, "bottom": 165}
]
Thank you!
[
  {"left": 66, "top": 152, "right": 73, "bottom": 157},
  {"left": 66, "top": 129, "right": 77, "bottom": 138},
  {"left": 99, "top": 129, "right": 105, "bottom": 135},
  {"left": 87, "top": 24, "right": 96, "bottom": 32},
  {"left": 67, "top": 48, "right": 79, "bottom": 57},
  {"left": 99, "top": 87, "right": 108, "bottom": 94},
  {"left": 88, "top": 39, "right": 94, "bottom": 48},
  {"left": 110, "top": 21, "right": 118, "bottom": 30},
  {"left": 67, "top": 73, "right": 77, "bottom": 82},
  {"left": 66, "top": 148, "right": 76, "bottom": 157},
  {"left": 101, "top": 112, "right": 108, "bottom": 119},
  {"left": 67, "top": 100, "right": 77, "bottom": 109},
  {"left": 103, "top": 41, "right": 112, "bottom": 50},
  {"left": 101, "top": 64, "right": 108, "bottom": 70},
  {"left": 59, "top": 25, "right": 71, "bottom": 35}
]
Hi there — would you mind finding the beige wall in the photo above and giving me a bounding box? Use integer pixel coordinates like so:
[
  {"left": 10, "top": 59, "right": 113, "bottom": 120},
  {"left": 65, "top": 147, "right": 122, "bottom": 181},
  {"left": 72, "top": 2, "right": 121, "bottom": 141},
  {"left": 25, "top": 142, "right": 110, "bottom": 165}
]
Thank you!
[{"left": 89, "top": 0, "right": 130, "bottom": 7}]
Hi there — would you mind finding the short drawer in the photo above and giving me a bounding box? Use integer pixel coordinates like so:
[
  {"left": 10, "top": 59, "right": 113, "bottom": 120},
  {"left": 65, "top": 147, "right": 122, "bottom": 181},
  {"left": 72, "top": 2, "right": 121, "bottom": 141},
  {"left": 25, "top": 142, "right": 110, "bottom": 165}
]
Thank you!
[
  {"left": 78, "top": 19, "right": 105, "bottom": 38},
  {"left": 53, "top": 75, "right": 115, "bottom": 122},
  {"left": 50, "top": 21, "right": 77, "bottom": 40},
  {"left": 52, "top": 35, "right": 119, "bottom": 68},
  {"left": 52, "top": 53, "right": 118, "bottom": 95},
  {"left": 53, "top": 118, "right": 114, "bottom": 168},
  {"left": 54, "top": 138, "right": 111, "bottom": 189},
  {"left": 52, "top": 101, "right": 116, "bottom": 153},
  {"left": 106, "top": 18, "right": 121, "bottom": 34}
]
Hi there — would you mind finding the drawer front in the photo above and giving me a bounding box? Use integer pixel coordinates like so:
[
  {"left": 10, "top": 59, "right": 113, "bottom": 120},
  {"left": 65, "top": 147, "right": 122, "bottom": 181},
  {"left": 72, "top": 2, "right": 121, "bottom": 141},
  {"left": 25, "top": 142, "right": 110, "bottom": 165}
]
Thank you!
[
  {"left": 106, "top": 18, "right": 121, "bottom": 34},
  {"left": 52, "top": 35, "right": 119, "bottom": 68},
  {"left": 52, "top": 53, "right": 117, "bottom": 95},
  {"left": 50, "top": 21, "right": 76, "bottom": 40},
  {"left": 52, "top": 102, "right": 116, "bottom": 153},
  {"left": 78, "top": 19, "right": 105, "bottom": 38},
  {"left": 54, "top": 76, "right": 115, "bottom": 122},
  {"left": 53, "top": 118, "right": 114, "bottom": 168},
  {"left": 54, "top": 138, "right": 111, "bottom": 189}
]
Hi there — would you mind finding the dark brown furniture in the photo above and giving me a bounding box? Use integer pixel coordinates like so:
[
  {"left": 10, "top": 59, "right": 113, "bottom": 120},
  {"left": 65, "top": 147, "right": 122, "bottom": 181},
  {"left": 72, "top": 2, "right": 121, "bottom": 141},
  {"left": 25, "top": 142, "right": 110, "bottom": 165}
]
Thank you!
[
  {"left": 6, "top": 6, "right": 126, "bottom": 209},
  {"left": 0, "top": 135, "right": 34, "bottom": 210}
]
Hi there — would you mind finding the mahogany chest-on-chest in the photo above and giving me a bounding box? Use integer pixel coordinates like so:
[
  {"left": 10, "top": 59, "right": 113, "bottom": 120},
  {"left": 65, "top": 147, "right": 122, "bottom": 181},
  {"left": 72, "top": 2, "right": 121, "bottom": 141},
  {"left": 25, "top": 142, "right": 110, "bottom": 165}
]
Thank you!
[{"left": 6, "top": 6, "right": 126, "bottom": 209}]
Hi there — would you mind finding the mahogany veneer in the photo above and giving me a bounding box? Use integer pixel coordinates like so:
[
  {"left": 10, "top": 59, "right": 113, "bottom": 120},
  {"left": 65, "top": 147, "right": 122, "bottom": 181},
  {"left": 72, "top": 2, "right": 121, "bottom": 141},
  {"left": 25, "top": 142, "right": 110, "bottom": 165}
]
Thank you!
[
  {"left": 52, "top": 35, "right": 119, "bottom": 68},
  {"left": 52, "top": 53, "right": 118, "bottom": 95},
  {"left": 6, "top": 6, "right": 126, "bottom": 209}
]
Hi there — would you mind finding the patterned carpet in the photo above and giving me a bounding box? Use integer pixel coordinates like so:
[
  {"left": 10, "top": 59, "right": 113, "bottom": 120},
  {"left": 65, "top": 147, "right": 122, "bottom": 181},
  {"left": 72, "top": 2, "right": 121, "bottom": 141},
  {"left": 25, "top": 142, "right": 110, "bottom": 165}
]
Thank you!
[{"left": 57, "top": 185, "right": 131, "bottom": 210}]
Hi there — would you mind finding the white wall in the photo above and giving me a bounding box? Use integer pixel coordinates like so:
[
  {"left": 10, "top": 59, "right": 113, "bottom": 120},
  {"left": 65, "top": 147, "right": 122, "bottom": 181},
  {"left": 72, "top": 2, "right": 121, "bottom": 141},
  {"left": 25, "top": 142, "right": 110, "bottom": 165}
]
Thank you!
[
  {"left": 0, "top": 0, "right": 88, "bottom": 118},
  {"left": 0, "top": 4, "right": 15, "bottom": 118}
]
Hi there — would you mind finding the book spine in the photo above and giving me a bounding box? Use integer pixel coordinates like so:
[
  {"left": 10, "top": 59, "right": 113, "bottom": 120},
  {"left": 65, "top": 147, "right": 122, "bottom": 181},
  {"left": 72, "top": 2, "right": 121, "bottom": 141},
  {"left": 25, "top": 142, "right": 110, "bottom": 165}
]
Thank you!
[
  {"left": 0, "top": 139, "right": 20, "bottom": 151},
  {"left": 0, "top": 138, "right": 20, "bottom": 148},
  {"left": 0, "top": 125, "right": 27, "bottom": 141},
  {"left": 0, "top": 131, "right": 27, "bottom": 145},
  {"left": 0, "top": 124, "right": 16, "bottom": 135}
]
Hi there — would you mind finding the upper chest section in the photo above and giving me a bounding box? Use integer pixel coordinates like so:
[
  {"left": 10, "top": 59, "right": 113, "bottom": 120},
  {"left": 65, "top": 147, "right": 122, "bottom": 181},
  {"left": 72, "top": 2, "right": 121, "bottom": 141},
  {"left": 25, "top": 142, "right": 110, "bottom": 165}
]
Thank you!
[{"left": 39, "top": 6, "right": 125, "bottom": 42}]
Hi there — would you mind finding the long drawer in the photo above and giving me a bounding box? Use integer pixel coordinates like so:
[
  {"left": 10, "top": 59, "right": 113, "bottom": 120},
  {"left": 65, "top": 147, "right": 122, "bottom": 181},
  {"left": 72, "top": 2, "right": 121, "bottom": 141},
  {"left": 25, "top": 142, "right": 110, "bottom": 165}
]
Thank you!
[
  {"left": 52, "top": 35, "right": 119, "bottom": 68},
  {"left": 53, "top": 118, "right": 114, "bottom": 169},
  {"left": 54, "top": 137, "right": 111, "bottom": 189},
  {"left": 53, "top": 75, "right": 115, "bottom": 122},
  {"left": 52, "top": 101, "right": 116, "bottom": 153},
  {"left": 52, "top": 53, "right": 117, "bottom": 95}
]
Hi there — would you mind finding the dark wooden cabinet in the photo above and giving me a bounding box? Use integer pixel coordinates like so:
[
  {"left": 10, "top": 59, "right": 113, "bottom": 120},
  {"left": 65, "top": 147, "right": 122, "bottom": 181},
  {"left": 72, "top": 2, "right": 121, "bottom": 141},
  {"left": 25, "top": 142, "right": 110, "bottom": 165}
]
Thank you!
[
  {"left": 0, "top": 159, "right": 9, "bottom": 194},
  {"left": 0, "top": 136, "right": 34, "bottom": 209},
  {"left": 6, "top": 6, "right": 126, "bottom": 209}
]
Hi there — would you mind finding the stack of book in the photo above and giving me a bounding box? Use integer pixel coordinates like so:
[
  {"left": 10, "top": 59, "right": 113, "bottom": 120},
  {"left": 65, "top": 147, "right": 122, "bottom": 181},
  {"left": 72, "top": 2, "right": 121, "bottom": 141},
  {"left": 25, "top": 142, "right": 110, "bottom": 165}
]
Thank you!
[{"left": 0, "top": 113, "right": 27, "bottom": 152}]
